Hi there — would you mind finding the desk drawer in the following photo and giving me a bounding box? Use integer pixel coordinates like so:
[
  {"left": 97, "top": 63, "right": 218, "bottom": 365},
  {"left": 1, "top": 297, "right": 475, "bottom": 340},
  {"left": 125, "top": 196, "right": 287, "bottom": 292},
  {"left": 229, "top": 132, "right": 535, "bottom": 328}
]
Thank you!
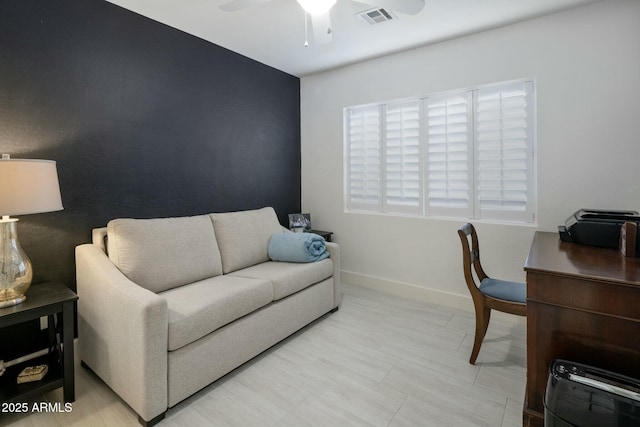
[{"left": 527, "top": 272, "right": 640, "bottom": 321}]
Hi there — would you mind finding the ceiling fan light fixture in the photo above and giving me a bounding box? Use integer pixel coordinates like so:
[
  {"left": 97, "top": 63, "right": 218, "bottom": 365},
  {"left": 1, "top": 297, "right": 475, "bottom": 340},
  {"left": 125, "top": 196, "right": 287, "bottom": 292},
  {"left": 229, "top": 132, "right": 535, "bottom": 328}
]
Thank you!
[{"left": 296, "top": 0, "right": 336, "bottom": 16}]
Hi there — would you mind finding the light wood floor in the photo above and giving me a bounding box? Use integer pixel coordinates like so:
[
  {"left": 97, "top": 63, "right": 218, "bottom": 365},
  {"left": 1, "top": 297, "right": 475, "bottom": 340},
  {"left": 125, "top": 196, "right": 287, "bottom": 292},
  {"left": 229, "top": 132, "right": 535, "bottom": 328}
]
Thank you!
[{"left": 2, "top": 283, "right": 527, "bottom": 427}]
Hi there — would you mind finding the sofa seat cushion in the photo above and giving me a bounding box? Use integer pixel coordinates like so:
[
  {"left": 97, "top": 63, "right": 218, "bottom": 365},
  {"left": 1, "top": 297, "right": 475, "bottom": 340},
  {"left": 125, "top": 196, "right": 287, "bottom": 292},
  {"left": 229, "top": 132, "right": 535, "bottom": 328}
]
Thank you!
[
  {"left": 107, "top": 215, "right": 222, "bottom": 293},
  {"left": 229, "top": 259, "right": 333, "bottom": 301},
  {"left": 210, "top": 207, "right": 285, "bottom": 274},
  {"left": 161, "top": 275, "right": 273, "bottom": 351}
]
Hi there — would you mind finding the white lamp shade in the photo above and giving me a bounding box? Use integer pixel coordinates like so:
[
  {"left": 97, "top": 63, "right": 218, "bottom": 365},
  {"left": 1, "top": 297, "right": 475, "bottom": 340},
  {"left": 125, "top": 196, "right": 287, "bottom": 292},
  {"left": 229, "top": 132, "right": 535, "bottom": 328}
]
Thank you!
[
  {"left": 0, "top": 158, "right": 63, "bottom": 217},
  {"left": 297, "top": 0, "right": 336, "bottom": 15}
]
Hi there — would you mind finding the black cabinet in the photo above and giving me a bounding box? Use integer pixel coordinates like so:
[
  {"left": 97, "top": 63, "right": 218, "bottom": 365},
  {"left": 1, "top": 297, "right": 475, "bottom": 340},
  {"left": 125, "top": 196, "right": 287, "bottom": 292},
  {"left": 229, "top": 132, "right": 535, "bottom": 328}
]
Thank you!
[
  {"left": 0, "top": 283, "right": 77, "bottom": 404},
  {"left": 308, "top": 230, "right": 333, "bottom": 242}
]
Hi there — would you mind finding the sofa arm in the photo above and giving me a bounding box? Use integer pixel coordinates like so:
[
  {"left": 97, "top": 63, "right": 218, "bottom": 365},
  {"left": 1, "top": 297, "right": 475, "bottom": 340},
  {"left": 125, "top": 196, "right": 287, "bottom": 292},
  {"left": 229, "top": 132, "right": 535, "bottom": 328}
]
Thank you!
[
  {"left": 325, "top": 242, "right": 342, "bottom": 308},
  {"left": 76, "top": 243, "right": 169, "bottom": 422}
]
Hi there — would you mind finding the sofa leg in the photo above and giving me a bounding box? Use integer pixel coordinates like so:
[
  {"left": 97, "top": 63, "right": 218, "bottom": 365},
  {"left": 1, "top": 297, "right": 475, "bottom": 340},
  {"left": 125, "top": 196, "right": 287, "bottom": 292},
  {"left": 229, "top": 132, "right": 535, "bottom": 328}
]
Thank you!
[
  {"left": 330, "top": 306, "right": 339, "bottom": 313},
  {"left": 138, "top": 412, "right": 166, "bottom": 427}
]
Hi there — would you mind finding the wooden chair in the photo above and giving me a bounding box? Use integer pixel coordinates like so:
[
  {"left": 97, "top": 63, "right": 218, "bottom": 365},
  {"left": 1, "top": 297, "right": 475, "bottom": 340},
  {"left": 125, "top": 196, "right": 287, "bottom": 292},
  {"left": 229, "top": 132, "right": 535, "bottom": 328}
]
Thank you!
[{"left": 457, "top": 223, "right": 527, "bottom": 365}]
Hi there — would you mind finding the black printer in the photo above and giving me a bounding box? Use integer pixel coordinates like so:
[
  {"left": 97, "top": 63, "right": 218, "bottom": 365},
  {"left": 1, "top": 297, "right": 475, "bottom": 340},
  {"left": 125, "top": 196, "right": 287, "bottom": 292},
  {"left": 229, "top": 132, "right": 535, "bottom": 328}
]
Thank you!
[
  {"left": 545, "top": 359, "right": 640, "bottom": 427},
  {"left": 558, "top": 209, "right": 640, "bottom": 248}
]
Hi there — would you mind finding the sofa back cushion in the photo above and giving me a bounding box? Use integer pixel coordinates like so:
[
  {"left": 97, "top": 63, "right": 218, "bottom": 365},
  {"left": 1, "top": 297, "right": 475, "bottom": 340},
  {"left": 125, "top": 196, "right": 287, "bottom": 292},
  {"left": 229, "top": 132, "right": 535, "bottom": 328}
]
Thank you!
[
  {"left": 210, "top": 207, "right": 284, "bottom": 274},
  {"left": 107, "top": 215, "right": 223, "bottom": 293}
]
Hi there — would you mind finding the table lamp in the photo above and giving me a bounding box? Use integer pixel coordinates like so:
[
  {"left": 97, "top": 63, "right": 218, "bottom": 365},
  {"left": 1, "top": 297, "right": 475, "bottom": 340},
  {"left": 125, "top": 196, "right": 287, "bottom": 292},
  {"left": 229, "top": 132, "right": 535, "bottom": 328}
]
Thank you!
[{"left": 0, "top": 154, "right": 63, "bottom": 308}]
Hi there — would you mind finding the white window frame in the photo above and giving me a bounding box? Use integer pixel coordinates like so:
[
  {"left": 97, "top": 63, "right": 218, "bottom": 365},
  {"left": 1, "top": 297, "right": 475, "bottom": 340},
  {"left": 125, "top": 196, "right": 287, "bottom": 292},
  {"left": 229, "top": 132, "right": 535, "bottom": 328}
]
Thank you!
[{"left": 344, "top": 79, "right": 536, "bottom": 224}]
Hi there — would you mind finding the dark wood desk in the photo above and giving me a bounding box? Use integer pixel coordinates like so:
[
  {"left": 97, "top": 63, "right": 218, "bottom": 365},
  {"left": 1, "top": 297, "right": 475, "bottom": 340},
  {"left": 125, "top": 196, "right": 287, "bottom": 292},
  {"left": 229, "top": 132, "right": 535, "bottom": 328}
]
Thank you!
[{"left": 523, "top": 232, "right": 640, "bottom": 426}]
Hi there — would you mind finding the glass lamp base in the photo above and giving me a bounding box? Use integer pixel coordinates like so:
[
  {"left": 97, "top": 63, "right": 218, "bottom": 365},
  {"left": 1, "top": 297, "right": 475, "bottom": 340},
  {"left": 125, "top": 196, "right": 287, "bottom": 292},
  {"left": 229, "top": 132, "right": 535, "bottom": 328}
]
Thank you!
[
  {"left": 0, "top": 219, "right": 33, "bottom": 309},
  {"left": 0, "top": 294, "right": 26, "bottom": 308}
]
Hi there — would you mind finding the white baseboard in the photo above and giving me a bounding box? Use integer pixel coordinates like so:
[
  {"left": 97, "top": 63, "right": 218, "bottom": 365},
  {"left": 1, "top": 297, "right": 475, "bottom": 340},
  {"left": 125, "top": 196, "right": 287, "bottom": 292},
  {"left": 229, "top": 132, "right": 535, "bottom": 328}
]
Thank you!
[
  {"left": 341, "top": 270, "right": 473, "bottom": 312},
  {"left": 340, "top": 270, "right": 524, "bottom": 324}
]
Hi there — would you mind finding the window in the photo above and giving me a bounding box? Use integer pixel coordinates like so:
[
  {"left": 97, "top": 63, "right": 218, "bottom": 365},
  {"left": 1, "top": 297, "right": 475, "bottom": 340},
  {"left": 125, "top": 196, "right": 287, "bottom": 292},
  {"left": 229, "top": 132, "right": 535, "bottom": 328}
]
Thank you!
[
  {"left": 346, "top": 105, "right": 382, "bottom": 211},
  {"left": 344, "top": 80, "right": 535, "bottom": 223},
  {"left": 384, "top": 101, "right": 422, "bottom": 215}
]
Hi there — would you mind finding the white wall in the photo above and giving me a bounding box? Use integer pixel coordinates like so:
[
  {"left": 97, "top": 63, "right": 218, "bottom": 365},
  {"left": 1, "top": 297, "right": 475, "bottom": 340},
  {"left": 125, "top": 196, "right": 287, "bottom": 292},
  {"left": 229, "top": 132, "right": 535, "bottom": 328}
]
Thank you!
[{"left": 300, "top": 0, "right": 640, "bottom": 311}]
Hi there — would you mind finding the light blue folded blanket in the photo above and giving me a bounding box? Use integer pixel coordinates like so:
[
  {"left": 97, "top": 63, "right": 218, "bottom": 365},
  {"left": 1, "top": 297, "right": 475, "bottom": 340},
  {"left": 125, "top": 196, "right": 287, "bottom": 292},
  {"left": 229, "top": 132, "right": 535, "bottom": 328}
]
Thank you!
[{"left": 268, "top": 232, "right": 329, "bottom": 263}]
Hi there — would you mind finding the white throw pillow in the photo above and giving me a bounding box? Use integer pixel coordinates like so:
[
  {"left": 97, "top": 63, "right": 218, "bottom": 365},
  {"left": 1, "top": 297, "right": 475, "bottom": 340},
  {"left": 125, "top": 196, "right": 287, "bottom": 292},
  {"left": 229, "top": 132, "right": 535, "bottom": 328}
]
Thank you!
[
  {"left": 210, "top": 207, "right": 284, "bottom": 273},
  {"left": 107, "top": 215, "right": 223, "bottom": 293}
]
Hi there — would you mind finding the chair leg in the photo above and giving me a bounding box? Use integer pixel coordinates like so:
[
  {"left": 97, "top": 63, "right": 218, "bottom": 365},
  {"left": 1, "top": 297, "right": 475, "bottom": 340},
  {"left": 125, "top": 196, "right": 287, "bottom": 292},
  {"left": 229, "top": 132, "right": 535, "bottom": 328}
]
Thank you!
[{"left": 470, "top": 306, "right": 491, "bottom": 365}]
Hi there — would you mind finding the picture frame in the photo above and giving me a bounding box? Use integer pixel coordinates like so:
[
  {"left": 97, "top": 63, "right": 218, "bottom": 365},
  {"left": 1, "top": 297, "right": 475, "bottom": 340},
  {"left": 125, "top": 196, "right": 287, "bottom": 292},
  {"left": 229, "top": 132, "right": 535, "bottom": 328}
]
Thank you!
[{"left": 288, "top": 213, "right": 311, "bottom": 232}]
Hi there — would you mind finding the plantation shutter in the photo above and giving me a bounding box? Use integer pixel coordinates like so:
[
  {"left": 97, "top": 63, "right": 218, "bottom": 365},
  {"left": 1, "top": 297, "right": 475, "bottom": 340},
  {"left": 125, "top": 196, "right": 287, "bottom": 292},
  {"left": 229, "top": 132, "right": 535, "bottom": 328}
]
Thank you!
[
  {"left": 344, "top": 79, "right": 536, "bottom": 222},
  {"left": 384, "top": 101, "right": 422, "bottom": 214},
  {"left": 425, "top": 92, "right": 474, "bottom": 217},
  {"left": 474, "top": 81, "right": 534, "bottom": 222},
  {"left": 346, "top": 105, "right": 382, "bottom": 211}
]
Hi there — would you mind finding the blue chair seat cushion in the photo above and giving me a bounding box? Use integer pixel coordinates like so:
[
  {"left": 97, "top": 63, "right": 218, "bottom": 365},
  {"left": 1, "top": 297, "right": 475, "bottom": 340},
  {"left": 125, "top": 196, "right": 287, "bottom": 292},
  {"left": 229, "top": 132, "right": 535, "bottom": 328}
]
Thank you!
[{"left": 479, "top": 277, "right": 526, "bottom": 303}]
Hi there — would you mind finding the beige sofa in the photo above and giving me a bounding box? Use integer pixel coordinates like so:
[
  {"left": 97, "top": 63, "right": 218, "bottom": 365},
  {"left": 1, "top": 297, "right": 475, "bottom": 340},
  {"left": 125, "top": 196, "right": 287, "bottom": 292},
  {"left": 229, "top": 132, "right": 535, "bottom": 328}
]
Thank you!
[{"left": 76, "top": 207, "right": 341, "bottom": 426}]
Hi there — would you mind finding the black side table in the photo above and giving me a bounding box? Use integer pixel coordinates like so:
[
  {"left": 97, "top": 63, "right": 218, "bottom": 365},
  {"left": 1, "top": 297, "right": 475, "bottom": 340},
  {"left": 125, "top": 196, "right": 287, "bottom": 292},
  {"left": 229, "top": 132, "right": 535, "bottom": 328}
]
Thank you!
[
  {"left": 0, "top": 282, "right": 78, "bottom": 404},
  {"left": 308, "top": 230, "right": 333, "bottom": 242}
]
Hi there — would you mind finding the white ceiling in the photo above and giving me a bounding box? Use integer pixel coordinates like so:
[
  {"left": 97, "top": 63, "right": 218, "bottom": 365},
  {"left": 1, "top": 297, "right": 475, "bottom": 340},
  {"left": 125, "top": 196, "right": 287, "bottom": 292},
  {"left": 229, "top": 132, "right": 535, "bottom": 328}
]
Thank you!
[{"left": 105, "top": 0, "right": 599, "bottom": 77}]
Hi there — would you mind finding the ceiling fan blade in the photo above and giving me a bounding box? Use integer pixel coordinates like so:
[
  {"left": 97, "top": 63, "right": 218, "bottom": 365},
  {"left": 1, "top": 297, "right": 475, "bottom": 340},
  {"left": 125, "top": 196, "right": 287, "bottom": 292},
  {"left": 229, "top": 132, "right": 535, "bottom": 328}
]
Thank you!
[
  {"left": 370, "top": 0, "right": 425, "bottom": 15},
  {"left": 311, "top": 12, "right": 333, "bottom": 44},
  {"left": 219, "top": 0, "right": 273, "bottom": 12}
]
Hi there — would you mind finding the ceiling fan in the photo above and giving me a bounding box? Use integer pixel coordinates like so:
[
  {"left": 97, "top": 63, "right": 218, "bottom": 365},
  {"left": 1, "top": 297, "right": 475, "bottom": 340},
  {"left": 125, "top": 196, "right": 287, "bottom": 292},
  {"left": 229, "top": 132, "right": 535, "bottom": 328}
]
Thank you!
[{"left": 219, "top": 0, "right": 425, "bottom": 45}]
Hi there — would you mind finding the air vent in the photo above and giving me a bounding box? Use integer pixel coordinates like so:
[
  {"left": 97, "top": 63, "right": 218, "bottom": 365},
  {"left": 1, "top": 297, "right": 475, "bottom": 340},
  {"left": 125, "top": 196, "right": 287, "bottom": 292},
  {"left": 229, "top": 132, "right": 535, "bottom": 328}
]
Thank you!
[{"left": 357, "top": 8, "right": 396, "bottom": 25}]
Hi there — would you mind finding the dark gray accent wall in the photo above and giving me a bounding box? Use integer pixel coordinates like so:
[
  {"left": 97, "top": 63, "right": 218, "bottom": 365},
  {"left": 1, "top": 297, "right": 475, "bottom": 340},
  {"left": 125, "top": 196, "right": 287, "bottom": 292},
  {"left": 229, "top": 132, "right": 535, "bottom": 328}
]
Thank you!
[{"left": 0, "top": 0, "right": 301, "bottom": 293}]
